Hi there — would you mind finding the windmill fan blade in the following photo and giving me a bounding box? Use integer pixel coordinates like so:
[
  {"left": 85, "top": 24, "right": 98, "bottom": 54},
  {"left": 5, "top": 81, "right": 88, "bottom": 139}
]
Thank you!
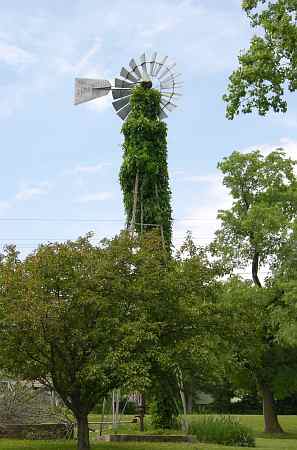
[
  {"left": 110, "top": 52, "right": 181, "bottom": 120},
  {"left": 160, "top": 82, "right": 174, "bottom": 90},
  {"left": 117, "top": 103, "right": 131, "bottom": 120},
  {"left": 154, "top": 56, "right": 168, "bottom": 77},
  {"left": 162, "top": 92, "right": 182, "bottom": 98},
  {"left": 139, "top": 53, "right": 150, "bottom": 81},
  {"left": 112, "top": 89, "right": 132, "bottom": 100},
  {"left": 115, "top": 78, "right": 135, "bottom": 88},
  {"left": 160, "top": 81, "right": 183, "bottom": 90},
  {"left": 150, "top": 52, "right": 157, "bottom": 75},
  {"left": 161, "top": 99, "right": 177, "bottom": 112},
  {"left": 74, "top": 78, "right": 111, "bottom": 105},
  {"left": 112, "top": 96, "right": 131, "bottom": 112},
  {"left": 162, "top": 73, "right": 182, "bottom": 84},
  {"left": 158, "top": 62, "right": 177, "bottom": 81},
  {"left": 120, "top": 67, "right": 139, "bottom": 83},
  {"left": 129, "top": 58, "right": 142, "bottom": 79}
]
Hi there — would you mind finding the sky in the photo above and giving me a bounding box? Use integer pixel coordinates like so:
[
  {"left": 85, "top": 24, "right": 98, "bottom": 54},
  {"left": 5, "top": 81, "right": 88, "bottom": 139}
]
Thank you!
[{"left": 1, "top": 0, "right": 297, "bottom": 273}]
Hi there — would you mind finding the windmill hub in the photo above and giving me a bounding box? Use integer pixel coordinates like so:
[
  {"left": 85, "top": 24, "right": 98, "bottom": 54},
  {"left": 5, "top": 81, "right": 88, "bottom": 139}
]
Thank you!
[
  {"left": 74, "top": 52, "right": 182, "bottom": 120},
  {"left": 141, "top": 80, "right": 153, "bottom": 89}
]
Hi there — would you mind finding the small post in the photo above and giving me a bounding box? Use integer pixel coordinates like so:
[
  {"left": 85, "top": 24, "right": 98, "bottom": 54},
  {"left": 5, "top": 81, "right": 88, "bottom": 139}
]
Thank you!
[
  {"left": 176, "top": 367, "right": 189, "bottom": 432},
  {"left": 112, "top": 390, "right": 116, "bottom": 431},
  {"left": 138, "top": 393, "right": 145, "bottom": 432},
  {"left": 99, "top": 398, "right": 106, "bottom": 436}
]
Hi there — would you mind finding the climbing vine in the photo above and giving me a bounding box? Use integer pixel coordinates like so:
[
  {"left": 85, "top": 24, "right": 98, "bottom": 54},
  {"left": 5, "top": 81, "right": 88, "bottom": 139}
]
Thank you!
[{"left": 119, "top": 84, "right": 172, "bottom": 250}]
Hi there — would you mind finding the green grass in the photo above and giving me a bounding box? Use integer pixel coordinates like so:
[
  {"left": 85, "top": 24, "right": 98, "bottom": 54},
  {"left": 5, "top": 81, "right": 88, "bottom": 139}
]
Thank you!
[{"left": 0, "top": 415, "right": 297, "bottom": 449}]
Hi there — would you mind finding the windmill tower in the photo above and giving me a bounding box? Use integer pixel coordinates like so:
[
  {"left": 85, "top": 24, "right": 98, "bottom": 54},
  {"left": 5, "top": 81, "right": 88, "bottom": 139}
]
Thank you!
[{"left": 74, "top": 52, "right": 182, "bottom": 249}]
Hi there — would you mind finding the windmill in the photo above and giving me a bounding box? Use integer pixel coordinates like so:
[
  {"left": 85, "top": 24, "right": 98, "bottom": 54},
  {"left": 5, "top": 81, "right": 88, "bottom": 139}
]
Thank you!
[
  {"left": 74, "top": 53, "right": 182, "bottom": 429},
  {"left": 74, "top": 52, "right": 182, "bottom": 120},
  {"left": 74, "top": 52, "right": 182, "bottom": 251}
]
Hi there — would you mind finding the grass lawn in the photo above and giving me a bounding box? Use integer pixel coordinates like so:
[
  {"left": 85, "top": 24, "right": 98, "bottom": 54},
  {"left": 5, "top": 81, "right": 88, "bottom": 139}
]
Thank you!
[{"left": 0, "top": 415, "right": 297, "bottom": 450}]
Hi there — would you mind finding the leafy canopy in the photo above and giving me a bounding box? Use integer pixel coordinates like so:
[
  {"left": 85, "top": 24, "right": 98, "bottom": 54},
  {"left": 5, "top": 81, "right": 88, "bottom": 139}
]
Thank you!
[
  {"left": 224, "top": 0, "right": 297, "bottom": 118},
  {"left": 212, "top": 149, "right": 297, "bottom": 278}
]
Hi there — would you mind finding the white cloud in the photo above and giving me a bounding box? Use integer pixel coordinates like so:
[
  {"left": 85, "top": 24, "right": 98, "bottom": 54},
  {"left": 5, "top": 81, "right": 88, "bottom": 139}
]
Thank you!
[
  {"left": 0, "top": 201, "right": 11, "bottom": 210},
  {"left": 15, "top": 183, "right": 50, "bottom": 201},
  {"left": 68, "top": 162, "right": 111, "bottom": 175},
  {"left": 0, "top": 0, "right": 250, "bottom": 118},
  {"left": 173, "top": 171, "right": 231, "bottom": 248},
  {"left": 240, "top": 137, "right": 297, "bottom": 160},
  {"left": 182, "top": 174, "right": 220, "bottom": 183},
  {"left": 77, "top": 192, "right": 113, "bottom": 203},
  {"left": 75, "top": 38, "right": 102, "bottom": 74},
  {"left": 0, "top": 42, "right": 35, "bottom": 66}
]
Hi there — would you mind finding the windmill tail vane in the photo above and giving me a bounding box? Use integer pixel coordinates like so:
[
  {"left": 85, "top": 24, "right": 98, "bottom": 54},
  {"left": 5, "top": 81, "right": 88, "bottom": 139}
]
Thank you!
[{"left": 74, "top": 52, "right": 182, "bottom": 120}]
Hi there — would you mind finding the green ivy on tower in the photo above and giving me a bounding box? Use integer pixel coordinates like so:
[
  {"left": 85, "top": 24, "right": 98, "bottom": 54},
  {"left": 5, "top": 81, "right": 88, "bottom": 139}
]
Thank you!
[{"left": 119, "top": 83, "right": 172, "bottom": 251}]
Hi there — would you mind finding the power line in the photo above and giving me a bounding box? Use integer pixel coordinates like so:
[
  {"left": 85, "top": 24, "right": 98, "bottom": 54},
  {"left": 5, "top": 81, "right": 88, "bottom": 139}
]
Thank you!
[{"left": 0, "top": 217, "right": 219, "bottom": 223}]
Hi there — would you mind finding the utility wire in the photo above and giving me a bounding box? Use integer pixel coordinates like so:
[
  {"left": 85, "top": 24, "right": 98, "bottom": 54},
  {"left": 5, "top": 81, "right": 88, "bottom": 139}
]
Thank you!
[{"left": 0, "top": 217, "right": 219, "bottom": 223}]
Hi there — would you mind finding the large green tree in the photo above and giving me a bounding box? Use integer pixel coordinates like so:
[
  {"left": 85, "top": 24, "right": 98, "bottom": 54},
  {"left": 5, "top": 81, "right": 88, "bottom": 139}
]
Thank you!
[
  {"left": 0, "top": 232, "right": 181, "bottom": 450},
  {"left": 148, "top": 233, "right": 227, "bottom": 429},
  {"left": 211, "top": 149, "right": 297, "bottom": 432},
  {"left": 270, "top": 224, "right": 297, "bottom": 349},
  {"left": 0, "top": 237, "right": 131, "bottom": 450},
  {"left": 213, "top": 149, "right": 297, "bottom": 287},
  {"left": 172, "top": 234, "right": 228, "bottom": 415},
  {"left": 224, "top": 0, "right": 297, "bottom": 119},
  {"left": 220, "top": 278, "right": 297, "bottom": 427}
]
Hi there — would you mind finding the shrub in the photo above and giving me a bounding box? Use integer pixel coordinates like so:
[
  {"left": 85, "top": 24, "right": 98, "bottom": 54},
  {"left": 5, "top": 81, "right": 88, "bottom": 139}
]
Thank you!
[
  {"left": 149, "top": 397, "right": 178, "bottom": 430},
  {"left": 188, "top": 415, "right": 255, "bottom": 447}
]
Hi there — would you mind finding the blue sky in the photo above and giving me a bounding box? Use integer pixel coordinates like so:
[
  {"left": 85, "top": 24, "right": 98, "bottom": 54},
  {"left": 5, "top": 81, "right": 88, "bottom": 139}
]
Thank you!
[{"left": 1, "top": 0, "right": 297, "bottom": 260}]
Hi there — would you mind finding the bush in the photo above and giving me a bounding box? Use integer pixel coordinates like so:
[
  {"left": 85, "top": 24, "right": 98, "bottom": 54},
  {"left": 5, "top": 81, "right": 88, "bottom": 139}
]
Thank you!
[
  {"left": 149, "top": 397, "right": 178, "bottom": 430},
  {"left": 188, "top": 415, "right": 255, "bottom": 447}
]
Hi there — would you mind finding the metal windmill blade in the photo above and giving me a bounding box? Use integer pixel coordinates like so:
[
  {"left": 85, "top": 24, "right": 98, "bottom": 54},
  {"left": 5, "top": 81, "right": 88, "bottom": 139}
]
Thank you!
[
  {"left": 149, "top": 52, "right": 157, "bottom": 76},
  {"left": 114, "top": 78, "right": 136, "bottom": 88},
  {"left": 139, "top": 53, "right": 150, "bottom": 81},
  {"left": 74, "top": 78, "right": 111, "bottom": 105},
  {"left": 112, "top": 89, "right": 132, "bottom": 100},
  {"left": 74, "top": 52, "right": 182, "bottom": 121},
  {"left": 153, "top": 56, "right": 168, "bottom": 77},
  {"left": 112, "top": 96, "right": 131, "bottom": 112},
  {"left": 120, "top": 67, "right": 139, "bottom": 83},
  {"left": 129, "top": 58, "right": 142, "bottom": 80},
  {"left": 117, "top": 103, "right": 131, "bottom": 120}
]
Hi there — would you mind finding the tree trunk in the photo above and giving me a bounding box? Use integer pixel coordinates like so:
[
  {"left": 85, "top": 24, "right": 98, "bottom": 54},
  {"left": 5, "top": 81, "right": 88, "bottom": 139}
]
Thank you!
[
  {"left": 76, "top": 414, "right": 90, "bottom": 450},
  {"left": 252, "top": 251, "right": 262, "bottom": 287},
  {"left": 186, "top": 390, "right": 193, "bottom": 414},
  {"left": 261, "top": 384, "right": 283, "bottom": 433}
]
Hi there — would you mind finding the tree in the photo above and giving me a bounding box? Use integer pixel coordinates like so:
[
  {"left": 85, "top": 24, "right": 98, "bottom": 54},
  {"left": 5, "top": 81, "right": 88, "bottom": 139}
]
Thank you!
[
  {"left": 0, "top": 237, "right": 127, "bottom": 450},
  {"left": 213, "top": 149, "right": 297, "bottom": 287},
  {"left": 171, "top": 234, "right": 229, "bottom": 417},
  {"left": 120, "top": 84, "right": 172, "bottom": 249},
  {"left": 211, "top": 149, "right": 297, "bottom": 432},
  {"left": 270, "top": 224, "right": 297, "bottom": 347},
  {"left": 219, "top": 278, "right": 297, "bottom": 429},
  {"left": 224, "top": 0, "right": 297, "bottom": 119},
  {"left": 0, "top": 232, "right": 178, "bottom": 450},
  {"left": 146, "top": 234, "right": 229, "bottom": 430}
]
